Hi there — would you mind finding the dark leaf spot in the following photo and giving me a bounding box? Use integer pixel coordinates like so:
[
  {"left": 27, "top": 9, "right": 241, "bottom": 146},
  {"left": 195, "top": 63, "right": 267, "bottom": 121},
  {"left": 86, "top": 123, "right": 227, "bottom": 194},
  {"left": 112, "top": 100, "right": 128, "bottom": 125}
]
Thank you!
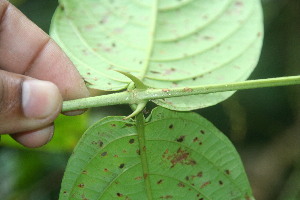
[
  {"left": 104, "top": 168, "right": 109, "bottom": 172},
  {"left": 185, "top": 176, "right": 189, "bottom": 181},
  {"left": 199, "top": 142, "right": 203, "bottom": 145},
  {"left": 111, "top": 124, "right": 116, "bottom": 127},
  {"left": 176, "top": 136, "right": 185, "bottom": 143},
  {"left": 82, "top": 170, "right": 88, "bottom": 174},
  {"left": 169, "top": 124, "right": 174, "bottom": 129},
  {"left": 200, "top": 130, "right": 205, "bottom": 134},
  {"left": 197, "top": 172, "right": 203, "bottom": 177},
  {"left": 136, "top": 149, "right": 140, "bottom": 155},
  {"left": 193, "top": 137, "right": 199, "bottom": 142},
  {"left": 225, "top": 169, "right": 231, "bottom": 175},
  {"left": 219, "top": 180, "right": 223, "bottom": 185},
  {"left": 101, "top": 152, "right": 108, "bottom": 157},
  {"left": 178, "top": 182, "right": 185, "bottom": 187},
  {"left": 119, "top": 163, "right": 125, "bottom": 169},
  {"left": 78, "top": 183, "right": 84, "bottom": 188},
  {"left": 116, "top": 193, "right": 123, "bottom": 197},
  {"left": 157, "top": 179, "right": 163, "bottom": 184},
  {"left": 129, "top": 139, "right": 135, "bottom": 144}
]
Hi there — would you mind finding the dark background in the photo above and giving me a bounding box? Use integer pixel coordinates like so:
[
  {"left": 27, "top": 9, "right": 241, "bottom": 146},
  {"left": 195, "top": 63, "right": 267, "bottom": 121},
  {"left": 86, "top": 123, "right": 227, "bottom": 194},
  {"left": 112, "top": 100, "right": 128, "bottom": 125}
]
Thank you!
[{"left": 0, "top": 0, "right": 299, "bottom": 199}]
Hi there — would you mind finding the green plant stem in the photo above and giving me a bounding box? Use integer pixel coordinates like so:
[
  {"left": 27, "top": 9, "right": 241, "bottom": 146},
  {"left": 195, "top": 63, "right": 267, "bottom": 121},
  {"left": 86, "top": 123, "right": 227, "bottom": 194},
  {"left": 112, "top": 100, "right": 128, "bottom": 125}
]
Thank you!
[
  {"left": 135, "top": 112, "right": 153, "bottom": 200},
  {"left": 62, "top": 75, "right": 300, "bottom": 112}
]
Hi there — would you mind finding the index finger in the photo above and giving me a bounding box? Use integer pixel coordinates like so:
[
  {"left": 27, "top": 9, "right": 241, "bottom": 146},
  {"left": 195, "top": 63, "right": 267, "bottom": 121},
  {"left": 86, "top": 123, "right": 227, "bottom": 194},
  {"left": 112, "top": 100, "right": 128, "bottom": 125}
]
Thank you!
[{"left": 0, "top": 0, "right": 89, "bottom": 101}]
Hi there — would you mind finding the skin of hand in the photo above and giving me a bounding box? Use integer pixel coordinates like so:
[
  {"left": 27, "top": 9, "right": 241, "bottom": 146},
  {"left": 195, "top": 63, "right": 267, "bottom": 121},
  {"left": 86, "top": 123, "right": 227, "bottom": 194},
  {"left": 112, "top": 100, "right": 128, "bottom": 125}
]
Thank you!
[{"left": 0, "top": 0, "right": 90, "bottom": 147}]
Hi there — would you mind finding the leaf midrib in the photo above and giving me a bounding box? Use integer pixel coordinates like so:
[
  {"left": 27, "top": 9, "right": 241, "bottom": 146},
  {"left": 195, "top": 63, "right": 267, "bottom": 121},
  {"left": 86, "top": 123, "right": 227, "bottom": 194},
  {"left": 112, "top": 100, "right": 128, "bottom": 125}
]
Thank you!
[{"left": 139, "top": 0, "right": 158, "bottom": 81}]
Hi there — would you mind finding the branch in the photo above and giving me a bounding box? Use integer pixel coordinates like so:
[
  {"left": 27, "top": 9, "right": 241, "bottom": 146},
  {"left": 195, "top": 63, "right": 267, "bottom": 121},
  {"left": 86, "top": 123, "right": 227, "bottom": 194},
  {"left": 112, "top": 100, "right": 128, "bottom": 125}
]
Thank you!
[{"left": 62, "top": 75, "right": 300, "bottom": 112}]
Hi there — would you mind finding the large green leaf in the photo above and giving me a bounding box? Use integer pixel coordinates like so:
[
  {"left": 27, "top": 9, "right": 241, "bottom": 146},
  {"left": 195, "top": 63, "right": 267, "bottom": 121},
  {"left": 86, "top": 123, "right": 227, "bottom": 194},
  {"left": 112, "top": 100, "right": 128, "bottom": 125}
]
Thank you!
[
  {"left": 59, "top": 107, "right": 254, "bottom": 200},
  {"left": 50, "top": 0, "right": 263, "bottom": 110}
]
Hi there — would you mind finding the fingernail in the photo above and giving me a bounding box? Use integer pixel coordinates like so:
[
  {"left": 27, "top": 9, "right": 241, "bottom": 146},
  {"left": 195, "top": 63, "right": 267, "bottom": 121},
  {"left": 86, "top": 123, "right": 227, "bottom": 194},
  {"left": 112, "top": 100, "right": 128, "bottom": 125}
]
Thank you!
[{"left": 22, "top": 80, "right": 62, "bottom": 119}]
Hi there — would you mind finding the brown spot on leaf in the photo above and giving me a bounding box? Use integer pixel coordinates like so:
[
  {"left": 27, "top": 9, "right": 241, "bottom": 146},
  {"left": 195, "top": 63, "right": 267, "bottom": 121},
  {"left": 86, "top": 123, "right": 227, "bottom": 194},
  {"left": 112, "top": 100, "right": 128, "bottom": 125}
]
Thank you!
[
  {"left": 160, "top": 195, "right": 173, "bottom": 199},
  {"left": 183, "top": 87, "right": 193, "bottom": 92},
  {"left": 169, "top": 124, "right": 174, "bottom": 129},
  {"left": 225, "top": 169, "right": 231, "bottom": 175},
  {"left": 134, "top": 176, "right": 143, "bottom": 180},
  {"left": 200, "top": 130, "right": 205, "bottom": 134},
  {"left": 257, "top": 32, "right": 262, "bottom": 37},
  {"left": 143, "top": 173, "right": 148, "bottom": 179},
  {"left": 235, "top": 1, "right": 244, "bottom": 6},
  {"left": 203, "top": 36, "right": 213, "bottom": 40},
  {"left": 78, "top": 183, "right": 84, "bottom": 188},
  {"left": 163, "top": 148, "right": 196, "bottom": 168},
  {"left": 82, "top": 170, "right": 87, "bottom": 174},
  {"left": 197, "top": 172, "right": 203, "bottom": 177},
  {"left": 219, "top": 180, "right": 223, "bottom": 185},
  {"left": 193, "top": 137, "right": 199, "bottom": 142},
  {"left": 116, "top": 193, "right": 123, "bottom": 197},
  {"left": 104, "top": 168, "right": 109, "bottom": 172},
  {"left": 200, "top": 181, "right": 211, "bottom": 189},
  {"left": 111, "top": 124, "right": 116, "bottom": 127},
  {"left": 178, "top": 182, "right": 185, "bottom": 187},
  {"left": 157, "top": 179, "right": 163, "bottom": 184}
]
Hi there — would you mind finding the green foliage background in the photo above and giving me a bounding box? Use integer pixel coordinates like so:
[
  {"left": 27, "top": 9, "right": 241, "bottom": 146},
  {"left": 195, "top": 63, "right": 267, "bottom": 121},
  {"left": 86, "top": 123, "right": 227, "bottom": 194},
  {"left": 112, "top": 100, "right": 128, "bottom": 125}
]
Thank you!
[{"left": 0, "top": 0, "right": 299, "bottom": 200}]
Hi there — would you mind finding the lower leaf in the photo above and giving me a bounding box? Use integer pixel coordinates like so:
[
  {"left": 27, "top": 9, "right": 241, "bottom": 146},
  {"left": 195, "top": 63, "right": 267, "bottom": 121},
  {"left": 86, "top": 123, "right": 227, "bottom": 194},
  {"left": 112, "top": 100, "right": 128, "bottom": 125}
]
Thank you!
[{"left": 59, "top": 107, "right": 254, "bottom": 200}]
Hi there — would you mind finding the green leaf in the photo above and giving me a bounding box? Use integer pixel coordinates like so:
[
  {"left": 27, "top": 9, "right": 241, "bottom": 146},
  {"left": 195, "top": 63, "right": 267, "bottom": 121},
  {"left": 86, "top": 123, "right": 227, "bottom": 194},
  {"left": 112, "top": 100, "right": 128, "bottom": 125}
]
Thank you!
[
  {"left": 59, "top": 107, "right": 254, "bottom": 200},
  {"left": 50, "top": 0, "right": 263, "bottom": 110}
]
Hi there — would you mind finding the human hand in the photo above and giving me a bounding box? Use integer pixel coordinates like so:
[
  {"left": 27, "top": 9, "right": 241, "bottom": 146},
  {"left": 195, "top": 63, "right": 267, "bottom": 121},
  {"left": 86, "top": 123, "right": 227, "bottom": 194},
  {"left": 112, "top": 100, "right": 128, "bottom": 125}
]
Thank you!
[{"left": 0, "top": 0, "right": 89, "bottom": 147}]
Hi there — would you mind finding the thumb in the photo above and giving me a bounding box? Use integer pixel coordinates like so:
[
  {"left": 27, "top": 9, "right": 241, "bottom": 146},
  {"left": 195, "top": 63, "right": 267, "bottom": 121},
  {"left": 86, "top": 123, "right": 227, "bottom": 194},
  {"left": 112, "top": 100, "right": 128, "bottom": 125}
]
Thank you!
[{"left": 0, "top": 70, "right": 62, "bottom": 147}]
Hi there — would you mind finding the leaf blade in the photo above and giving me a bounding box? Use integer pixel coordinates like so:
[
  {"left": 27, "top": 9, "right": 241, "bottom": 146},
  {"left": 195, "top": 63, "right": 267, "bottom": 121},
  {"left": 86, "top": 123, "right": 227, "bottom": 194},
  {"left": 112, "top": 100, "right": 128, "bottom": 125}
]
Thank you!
[
  {"left": 59, "top": 107, "right": 254, "bottom": 200},
  {"left": 51, "top": 0, "right": 263, "bottom": 110}
]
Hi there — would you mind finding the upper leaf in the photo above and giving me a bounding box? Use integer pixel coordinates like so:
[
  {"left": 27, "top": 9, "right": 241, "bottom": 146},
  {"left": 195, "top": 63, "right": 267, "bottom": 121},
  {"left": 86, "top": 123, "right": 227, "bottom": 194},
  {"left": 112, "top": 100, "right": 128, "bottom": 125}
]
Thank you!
[
  {"left": 59, "top": 107, "right": 254, "bottom": 200},
  {"left": 51, "top": 0, "right": 263, "bottom": 110}
]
